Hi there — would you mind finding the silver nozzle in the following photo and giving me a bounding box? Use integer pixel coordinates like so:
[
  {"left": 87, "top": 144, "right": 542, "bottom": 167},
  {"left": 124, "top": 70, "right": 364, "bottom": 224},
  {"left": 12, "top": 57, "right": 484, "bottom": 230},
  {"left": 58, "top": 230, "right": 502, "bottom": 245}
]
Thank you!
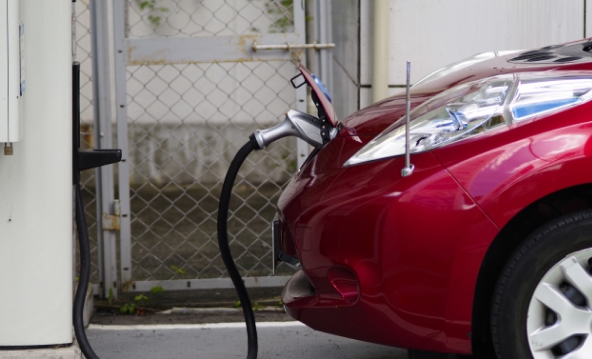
[{"left": 253, "top": 109, "right": 330, "bottom": 149}]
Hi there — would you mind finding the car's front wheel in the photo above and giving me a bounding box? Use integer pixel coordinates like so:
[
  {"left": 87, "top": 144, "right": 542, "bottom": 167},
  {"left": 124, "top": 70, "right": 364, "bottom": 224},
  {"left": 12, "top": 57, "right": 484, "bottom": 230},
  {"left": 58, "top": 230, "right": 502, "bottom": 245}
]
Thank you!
[{"left": 492, "top": 210, "right": 592, "bottom": 359}]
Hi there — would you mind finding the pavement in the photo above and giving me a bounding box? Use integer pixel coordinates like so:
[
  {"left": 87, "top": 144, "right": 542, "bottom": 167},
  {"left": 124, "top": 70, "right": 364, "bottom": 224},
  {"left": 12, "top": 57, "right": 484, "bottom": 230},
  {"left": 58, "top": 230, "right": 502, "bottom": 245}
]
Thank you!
[{"left": 85, "top": 321, "right": 407, "bottom": 359}]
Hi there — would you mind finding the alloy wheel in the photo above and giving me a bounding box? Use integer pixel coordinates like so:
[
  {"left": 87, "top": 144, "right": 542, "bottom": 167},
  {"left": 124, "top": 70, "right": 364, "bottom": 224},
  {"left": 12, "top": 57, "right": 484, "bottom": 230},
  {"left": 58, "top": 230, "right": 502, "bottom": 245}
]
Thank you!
[{"left": 527, "top": 248, "right": 592, "bottom": 358}]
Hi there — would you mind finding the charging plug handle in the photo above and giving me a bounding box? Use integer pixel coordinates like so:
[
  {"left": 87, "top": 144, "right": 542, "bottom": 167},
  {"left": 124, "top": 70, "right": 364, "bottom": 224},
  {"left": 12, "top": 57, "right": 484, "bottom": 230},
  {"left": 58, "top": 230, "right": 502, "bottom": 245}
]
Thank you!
[{"left": 253, "top": 109, "right": 335, "bottom": 149}]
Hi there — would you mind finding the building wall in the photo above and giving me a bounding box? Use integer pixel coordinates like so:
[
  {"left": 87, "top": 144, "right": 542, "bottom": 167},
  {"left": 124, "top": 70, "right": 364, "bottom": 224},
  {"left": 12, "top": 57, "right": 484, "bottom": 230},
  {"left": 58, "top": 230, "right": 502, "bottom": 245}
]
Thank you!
[
  {"left": 342, "top": 0, "right": 591, "bottom": 113},
  {"left": 331, "top": 0, "right": 360, "bottom": 120}
]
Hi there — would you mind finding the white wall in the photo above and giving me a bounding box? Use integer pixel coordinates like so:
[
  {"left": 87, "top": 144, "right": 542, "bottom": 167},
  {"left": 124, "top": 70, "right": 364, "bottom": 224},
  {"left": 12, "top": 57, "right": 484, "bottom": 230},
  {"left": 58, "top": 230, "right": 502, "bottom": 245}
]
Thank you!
[{"left": 359, "top": 0, "right": 589, "bottom": 109}]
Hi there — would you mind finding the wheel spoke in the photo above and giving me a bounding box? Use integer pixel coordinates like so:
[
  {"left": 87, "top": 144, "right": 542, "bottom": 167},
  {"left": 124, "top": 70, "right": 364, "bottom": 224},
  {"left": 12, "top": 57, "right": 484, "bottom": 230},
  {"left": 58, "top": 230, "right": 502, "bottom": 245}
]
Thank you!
[
  {"left": 561, "top": 256, "right": 592, "bottom": 304},
  {"left": 534, "top": 283, "right": 581, "bottom": 318},
  {"left": 560, "top": 335, "right": 592, "bottom": 359},
  {"left": 528, "top": 323, "right": 574, "bottom": 351}
]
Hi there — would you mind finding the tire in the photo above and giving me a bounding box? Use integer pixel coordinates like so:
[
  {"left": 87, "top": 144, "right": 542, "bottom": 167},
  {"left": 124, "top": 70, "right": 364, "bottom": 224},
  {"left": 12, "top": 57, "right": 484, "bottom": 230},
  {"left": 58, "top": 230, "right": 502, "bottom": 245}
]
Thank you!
[{"left": 491, "top": 210, "right": 592, "bottom": 359}]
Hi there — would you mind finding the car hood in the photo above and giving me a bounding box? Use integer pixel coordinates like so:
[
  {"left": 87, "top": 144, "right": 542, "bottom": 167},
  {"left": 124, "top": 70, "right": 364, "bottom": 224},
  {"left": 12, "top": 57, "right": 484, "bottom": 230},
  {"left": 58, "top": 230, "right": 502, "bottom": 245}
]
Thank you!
[{"left": 339, "top": 38, "right": 592, "bottom": 137}]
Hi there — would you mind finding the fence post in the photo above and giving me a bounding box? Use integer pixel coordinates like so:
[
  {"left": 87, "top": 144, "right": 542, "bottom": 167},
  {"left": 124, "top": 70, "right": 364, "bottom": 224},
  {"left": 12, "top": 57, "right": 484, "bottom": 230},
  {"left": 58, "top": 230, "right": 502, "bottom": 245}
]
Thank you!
[
  {"left": 112, "top": 0, "right": 133, "bottom": 293},
  {"left": 90, "top": 0, "right": 118, "bottom": 299}
]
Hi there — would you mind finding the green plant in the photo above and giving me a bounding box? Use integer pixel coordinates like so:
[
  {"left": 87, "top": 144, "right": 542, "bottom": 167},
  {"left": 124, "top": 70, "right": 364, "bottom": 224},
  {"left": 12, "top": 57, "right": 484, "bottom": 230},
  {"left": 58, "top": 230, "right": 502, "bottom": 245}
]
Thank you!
[
  {"left": 250, "top": 0, "right": 294, "bottom": 33},
  {"left": 137, "top": 0, "right": 169, "bottom": 27},
  {"left": 120, "top": 303, "right": 136, "bottom": 314},
  {"left": 266, "top": 0, "right": 293, "bottom": 33},
  {"left": 170, "top": 265, "right": 185, "bottom": 275},
  {"left": 150, "top": 286, "right": 165, "bottom": 294},
  {"left": 233, "top": 300, "right": 242, "bottom": 308},
  {"left": 135, "top": 294, "right": 150, "bottom": 307},
  {"left": 135, "top": 294, "right": 150, "bottom": 315}
]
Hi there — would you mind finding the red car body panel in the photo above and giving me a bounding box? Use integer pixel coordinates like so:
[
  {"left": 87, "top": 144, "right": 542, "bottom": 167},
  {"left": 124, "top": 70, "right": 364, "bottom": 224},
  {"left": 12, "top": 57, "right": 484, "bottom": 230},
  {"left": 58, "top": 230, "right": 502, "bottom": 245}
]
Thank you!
[
  {"left": 278, "top": 39, "right": 592, "bottom": 355},
  {"left": 435, "top": 109, "right": 592, "bottom": 228},
  {"left": 279, "top": 145, "right": 499, "bottom": 353}
]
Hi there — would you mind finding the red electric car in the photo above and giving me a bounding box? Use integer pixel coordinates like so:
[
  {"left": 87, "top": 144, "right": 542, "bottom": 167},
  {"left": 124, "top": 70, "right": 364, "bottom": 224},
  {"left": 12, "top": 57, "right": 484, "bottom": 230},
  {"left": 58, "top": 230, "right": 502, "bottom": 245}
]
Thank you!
[{"left": 274, "top": 39, "right": 592, "bottom": 358}]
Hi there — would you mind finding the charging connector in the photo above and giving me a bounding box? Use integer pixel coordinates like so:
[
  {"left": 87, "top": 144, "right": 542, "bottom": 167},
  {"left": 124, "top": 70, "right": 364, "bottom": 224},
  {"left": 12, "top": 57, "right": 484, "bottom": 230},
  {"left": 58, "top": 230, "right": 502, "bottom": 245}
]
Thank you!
[{"left": 253, "top": 109, "right": 336, "bottom": 150}]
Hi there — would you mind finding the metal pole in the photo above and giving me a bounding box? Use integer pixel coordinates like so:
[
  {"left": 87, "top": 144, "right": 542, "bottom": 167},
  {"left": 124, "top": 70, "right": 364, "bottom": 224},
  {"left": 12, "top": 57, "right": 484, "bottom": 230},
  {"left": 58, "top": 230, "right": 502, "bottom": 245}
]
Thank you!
[
  {"left": 315, "top": 0, "right": 333, "bottom": 97},
  {"left": 294, "top": 0, "right": 309, "bottom": 168},
  {"left": 113, "top": 0, "right": 134, "bottom": 293},
  {"left": 401, "top": 61, "right": 414, "bottom": 177},
  {"left": 90, "top": 0, "right": 117, "bottom": 299}
]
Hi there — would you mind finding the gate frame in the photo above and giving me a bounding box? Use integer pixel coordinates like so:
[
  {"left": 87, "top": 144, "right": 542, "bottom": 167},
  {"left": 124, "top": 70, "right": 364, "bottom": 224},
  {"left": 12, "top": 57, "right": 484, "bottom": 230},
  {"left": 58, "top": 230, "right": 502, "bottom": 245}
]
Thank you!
[
  {"left": 111, "top": 0, "right": 310, "bottom": 295},
  {"left": 90, "top": 0, "right": 118, "bottom": 299}
]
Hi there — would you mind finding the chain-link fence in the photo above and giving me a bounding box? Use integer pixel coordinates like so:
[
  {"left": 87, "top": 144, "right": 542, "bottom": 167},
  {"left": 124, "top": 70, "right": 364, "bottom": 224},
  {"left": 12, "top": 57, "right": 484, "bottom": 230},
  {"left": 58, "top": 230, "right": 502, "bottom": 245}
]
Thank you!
[
  {"left": 127, "top": 0, "right": 295, "bottom": 38},
  {"left": 119, "top": 0, "right": 301, "bottom": 287}
]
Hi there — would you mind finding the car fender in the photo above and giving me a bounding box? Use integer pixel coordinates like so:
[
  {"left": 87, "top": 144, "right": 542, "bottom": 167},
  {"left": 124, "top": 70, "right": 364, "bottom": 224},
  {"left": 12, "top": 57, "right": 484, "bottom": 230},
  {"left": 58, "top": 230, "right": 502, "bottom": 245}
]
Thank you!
[{"left": 438, "top": 121, "right": 592, "bottom": 229}]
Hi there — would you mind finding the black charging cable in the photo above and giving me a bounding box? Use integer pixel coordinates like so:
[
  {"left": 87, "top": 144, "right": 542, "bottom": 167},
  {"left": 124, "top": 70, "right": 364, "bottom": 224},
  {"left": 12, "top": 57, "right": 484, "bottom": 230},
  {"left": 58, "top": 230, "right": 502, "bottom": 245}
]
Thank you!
[
  {"left": 72, "top": 59, "right": 263, "bottom": 358},
  {"left": 74, "top": 182, "right": 101, "bottom": 359},
  {"left": 72, "top": 61, "right": 120, "bottom": 359},
  {"left": 73, "top": 135, "right": 261, "bottom": 359},
  {"left": 217, "top": 136, "right": 262, "bottom": 359}
]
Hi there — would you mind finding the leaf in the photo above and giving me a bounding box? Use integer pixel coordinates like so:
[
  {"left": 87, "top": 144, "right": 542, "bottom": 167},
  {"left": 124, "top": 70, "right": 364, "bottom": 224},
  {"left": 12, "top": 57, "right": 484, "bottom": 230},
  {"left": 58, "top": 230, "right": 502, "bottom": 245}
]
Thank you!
[
  {"left": 139, "top": 1, "right": 151, "bottom": 11},
  {"left": 128, "top": 303, "right": 136, "bottom": 314},
  {"left": 120, "top": 304, "right": 129, "bottom": 314},
  {"left": 170, "top": 265, "right": 186, "bottom": 275},
  {"left": 148, "top": 15, "right": 162, "bottom": 27},
  {"left": 233, "top": 301, "right": 242, "bottom": 308},
  {"left": 150, "top": 286, "right": 165, "bottom": 294}
]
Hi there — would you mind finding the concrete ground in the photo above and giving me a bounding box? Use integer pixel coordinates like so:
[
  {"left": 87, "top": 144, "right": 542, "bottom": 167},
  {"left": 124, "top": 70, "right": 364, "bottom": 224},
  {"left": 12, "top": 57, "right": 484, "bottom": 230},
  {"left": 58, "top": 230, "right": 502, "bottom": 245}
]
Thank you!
[
  {"left": 85, "top": 321, "right": 406, "bottom": 359},
  {"left": 87, "top": 304, "right": 468, "bottom": 359}
]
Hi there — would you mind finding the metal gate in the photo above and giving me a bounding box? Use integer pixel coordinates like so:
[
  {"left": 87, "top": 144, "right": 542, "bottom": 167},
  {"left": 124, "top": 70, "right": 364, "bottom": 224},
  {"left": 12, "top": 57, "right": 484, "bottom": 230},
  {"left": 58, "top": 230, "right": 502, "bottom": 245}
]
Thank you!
[{"left": 105, "top": 0, "right": 309, "bottom": 297}]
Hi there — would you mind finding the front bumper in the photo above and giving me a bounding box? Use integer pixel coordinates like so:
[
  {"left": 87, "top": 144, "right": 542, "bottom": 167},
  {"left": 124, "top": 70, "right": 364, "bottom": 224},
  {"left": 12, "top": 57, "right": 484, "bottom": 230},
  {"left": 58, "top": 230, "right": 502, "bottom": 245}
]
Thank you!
[
  {"left": 282, "top": 269, "right": 433, "bottom": 349},
  {"left": 275, "top": 137, "right": 500, "bottom": 354}
]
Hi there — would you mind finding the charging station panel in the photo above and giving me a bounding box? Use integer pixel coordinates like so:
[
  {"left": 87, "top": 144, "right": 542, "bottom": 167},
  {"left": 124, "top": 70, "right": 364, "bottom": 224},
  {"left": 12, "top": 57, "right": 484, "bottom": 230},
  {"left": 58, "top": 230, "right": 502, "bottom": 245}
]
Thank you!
[{"left": 0, "top": 0, "right": 22, "bottom": 144}]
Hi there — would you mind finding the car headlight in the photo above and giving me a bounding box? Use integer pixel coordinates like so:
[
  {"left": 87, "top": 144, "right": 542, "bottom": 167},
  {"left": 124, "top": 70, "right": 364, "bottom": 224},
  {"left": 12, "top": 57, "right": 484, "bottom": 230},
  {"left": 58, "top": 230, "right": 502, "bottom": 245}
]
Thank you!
[{"left": 345, "top": 72, "right": 592, "bottom": 167}]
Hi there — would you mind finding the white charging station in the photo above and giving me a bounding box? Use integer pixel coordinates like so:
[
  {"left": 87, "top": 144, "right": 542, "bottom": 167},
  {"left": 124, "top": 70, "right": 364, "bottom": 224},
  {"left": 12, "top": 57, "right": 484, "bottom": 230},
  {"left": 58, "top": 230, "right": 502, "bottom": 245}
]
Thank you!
[
  {"left": 0, "top": 0, "right": 74, "bottom": 349},
  {"left": 0, "top": 0, "right": 23, "bottom": 147}
]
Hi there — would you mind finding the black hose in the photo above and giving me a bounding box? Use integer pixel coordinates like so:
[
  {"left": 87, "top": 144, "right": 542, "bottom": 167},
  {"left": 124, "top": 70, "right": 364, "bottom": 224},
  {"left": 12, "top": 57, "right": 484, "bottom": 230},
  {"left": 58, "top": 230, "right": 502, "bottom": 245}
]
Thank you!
[
  {"left": 72, "top": 136, "right": 261, "bottom": 359},
  {"left": 74, "top": 182, "right": 101, "bottom": 359},
  {"left": 217, "top": 137, "right": 261, "bottom": 359}
]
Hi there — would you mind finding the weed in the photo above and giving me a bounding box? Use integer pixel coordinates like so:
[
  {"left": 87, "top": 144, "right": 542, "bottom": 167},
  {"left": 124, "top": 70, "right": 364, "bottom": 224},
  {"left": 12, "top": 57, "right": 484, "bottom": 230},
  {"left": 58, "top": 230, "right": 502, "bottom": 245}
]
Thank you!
[
  {"left": 120, "top": 303, "right": 136, "bottom": 314},
  {"left": 170, "top": 265, "right": 186, "bottom": 275},
  {"left": 150, "top": 286, "right": 165, "bottom": 294},
  {"left": 136, "top": 0, "right": 169, "bottom": 27},
  {"left": 249, "top": 0, "right": 294, "bottom": 33}
]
